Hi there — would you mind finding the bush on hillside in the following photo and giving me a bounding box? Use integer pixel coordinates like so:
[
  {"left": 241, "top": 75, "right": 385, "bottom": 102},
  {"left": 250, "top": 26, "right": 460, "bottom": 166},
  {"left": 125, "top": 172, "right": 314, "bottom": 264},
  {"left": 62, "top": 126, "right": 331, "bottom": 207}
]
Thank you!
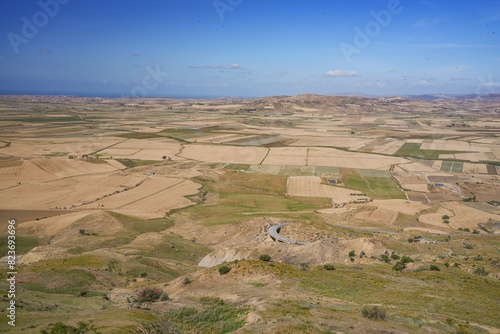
[
  {"left": 136, "top": 287, "right": 162, "bottom": 303},
  {"left": 218, "top": 265, "right": 231, "bottom": 275},
  {"left": 361, "top": 306, "right": 386, "bottom": 320},
  {"left": 259, "top": 254, "right": 271, "bottom": 262}
]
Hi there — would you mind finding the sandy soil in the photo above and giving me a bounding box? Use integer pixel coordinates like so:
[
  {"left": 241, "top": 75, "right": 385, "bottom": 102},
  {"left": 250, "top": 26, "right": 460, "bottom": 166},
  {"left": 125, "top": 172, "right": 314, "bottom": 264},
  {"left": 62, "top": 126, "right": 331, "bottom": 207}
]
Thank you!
[
  {"left": 287, "top": 176, "right": 368, "bottom": 204},
  {"left": 1, "top": 173, "right": 143, "bottom": 210},
  {"left": 354, "top": 207, "right": 399, "bottom": 225},
  {"left": 442, "top": 202, "right": 500, "bottom": 230},
  {"left": 403, "top": 227, "right": 448, "bottom": 234},
  {"left": 0, "top": 137, "right": 122, "bottom": 157},
  {"left": 307, "top": 147, "right": 408, "bottom": 169},
  {"left": 463, "top": 163, "right": 489, "bottom": 174},
  {"left": 397, "top": 162, "right": 438, "bottom": 172},
  {"left": 100, "top": 138, "right": 181, "bottom": 160},
  {"left": 179, "top": 144, "right": 268, "bottom": 164},
  {"left": 366, "top": 199, "right": 430, "bottom": 216},
  {"left": 401, "top": 183, "right": 430, "bottom": 192},
  {"left": 18, "top": 211, "right": 96, "bottom": 237},
  {"left": 80, "top": 177, "right": 201, "bottom": 219},
  {"left": 418, "top": 207, "right": 454, "bottom": 229}
]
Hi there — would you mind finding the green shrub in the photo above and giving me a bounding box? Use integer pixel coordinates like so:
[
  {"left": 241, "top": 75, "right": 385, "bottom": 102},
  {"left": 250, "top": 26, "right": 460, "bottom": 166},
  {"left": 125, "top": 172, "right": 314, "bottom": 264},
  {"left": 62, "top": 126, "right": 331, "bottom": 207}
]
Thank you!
[
  {"left": 136, "top": 287, "right": 162, "bottom": 303},
  {"left": 349, "top": 250, "right": 356, "bottom": 257},
  {"left": 300, "top": 263, "right": 309, "bottom": 271},
  {"left": 473, "top": 229, "right": 480, "bottom": 234},
  {"left": 361, "top": 306, "right": 386, "bottom": 320},
  {"left": 259, "top": 254, "right": 271, "bottom": 262},
  {"left": 140, "top": 271, "right": 148, "bottom": 278},
  {"left": 391, "top": 254, "right": 400, "bottom": 260},
  {"left": 464, "top": 228, "right": 470, "bottom": 232},
  {"left": 442, "top": 215, "right": 450, "bottom": 220},
  {"left": 444, "top": 261, "right": 450, "bottom": 268},
  {"left": 443, "top": 220, "right": 450, "bottom": 224},
  {"left": 323, "top": 264, "right": 336, "bottom": 271},
  {"left": 473, "top": 255, "right": 483, "bottom": 261},
  {"left": 380, "top": 254, "right": 391, "bottom": 263},
  {"left": 465, "top": 244, "right": 473, "bottom": 249},
  {"left": 401, "top": 255, "right": 413, "bottom": 264},
  {"left": 200, "top": 296, "right": 225, "bottom": 305},
  {"left": 155, "top": 297, "right": 247, "bottom": 333},
  {"left": 408, "top": 238, "right": 414, "bottom": 243},
  {"left": 413, "top": 265, "right": 429, "bottom": 272},
  {"left": 182, "top": 277, "right": 192, "bottom": 285},
  {"left": 41, "top": 321, "right": 101, "bottom": 334},
  {"left": 392, "top": 261, "right": 406, "bottom": 271},
  {"left": 473, "top": 267, "right": 489, "bottom": 276},
  {"left": 429, "top": 264, "right": 440, "bottom": 271},
  {"left": 219, "top": 265, "right": 231, "bottom": 275},
  {"left": 160, "top": 292, "right": 170, "bottom": 301}
]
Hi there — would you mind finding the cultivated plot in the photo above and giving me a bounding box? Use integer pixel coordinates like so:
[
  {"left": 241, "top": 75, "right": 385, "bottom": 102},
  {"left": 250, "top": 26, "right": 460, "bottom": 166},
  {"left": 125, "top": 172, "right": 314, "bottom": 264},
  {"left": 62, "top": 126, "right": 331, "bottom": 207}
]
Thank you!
[
  {"left": 307, "top": 147, "right": 407, "bottom": 169},
  {"left": 358, "top": 169, "right": 391, "bottom": 178},
  {"left": 287, "top": 176, "right": 368, "bottom": 204},
  {"left": 100, "top": 138, "right": 181, "bottom": 160},
  {"left": 81, "top": 177, "right": 201, "bottom": 219},
  {"left": 262, "top": 147, "right": 308, "bottom": 166},
  {"left": 0, "top": 137, "right": 123, "bottom": 157},
  {"left": 0, "top": 159, "right": 118, "bottom": 189},
  {"left": 246, "top": 165, "right": 316, "bottom": 176},
  {"left": 179, "top": 144, "right": 268, "bottom": 164},
  {"left": 0, "top": 173, "right": 143, "bottom": 210}
]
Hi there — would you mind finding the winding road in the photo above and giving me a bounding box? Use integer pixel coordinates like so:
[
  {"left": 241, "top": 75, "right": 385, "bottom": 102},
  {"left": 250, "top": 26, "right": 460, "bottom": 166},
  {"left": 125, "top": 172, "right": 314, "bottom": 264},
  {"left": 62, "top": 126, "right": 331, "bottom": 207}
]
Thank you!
[
  {"left": 268, "top": 221, "right": 499, "bottom": 247},
  {"left": 268, "top": 223, "right": 310, "bottom": 245}
]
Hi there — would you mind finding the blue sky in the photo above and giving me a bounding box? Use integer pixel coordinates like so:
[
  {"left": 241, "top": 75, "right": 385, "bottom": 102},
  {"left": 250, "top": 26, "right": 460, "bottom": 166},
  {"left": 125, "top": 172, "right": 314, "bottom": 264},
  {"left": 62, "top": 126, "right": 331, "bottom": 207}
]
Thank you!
[{"left": 0, "top": 0, "right": 499, "bottom": 97}]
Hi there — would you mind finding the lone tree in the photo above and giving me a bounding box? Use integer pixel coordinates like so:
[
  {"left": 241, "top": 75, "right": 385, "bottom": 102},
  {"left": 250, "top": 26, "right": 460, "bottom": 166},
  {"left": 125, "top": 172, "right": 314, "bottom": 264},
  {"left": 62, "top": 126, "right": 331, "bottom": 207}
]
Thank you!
[
  {"left": 218, "top": 265, "right": 231, "bottom": 275},
  {"left": 259, "top": 254, "right": 271, "bottom": 262}
]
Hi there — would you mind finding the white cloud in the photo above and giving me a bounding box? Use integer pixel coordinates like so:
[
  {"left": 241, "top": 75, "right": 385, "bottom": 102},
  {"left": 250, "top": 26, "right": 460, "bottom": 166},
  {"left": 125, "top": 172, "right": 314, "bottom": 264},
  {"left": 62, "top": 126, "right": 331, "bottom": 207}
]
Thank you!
[
  {"left": 224, "top": 63, "right": 242, "bottom": 69},
  {"left": 415, "top": 80, "right": 433, "bottom": 87},
  {"left": 324, "top": 70, "right": 361, "bottom": 78},
  {"left": 480, "top": 82, "right": 500, "bottom": 87},
  {"left": 190, "top": 64, "right": 242, "bottom": 70}
]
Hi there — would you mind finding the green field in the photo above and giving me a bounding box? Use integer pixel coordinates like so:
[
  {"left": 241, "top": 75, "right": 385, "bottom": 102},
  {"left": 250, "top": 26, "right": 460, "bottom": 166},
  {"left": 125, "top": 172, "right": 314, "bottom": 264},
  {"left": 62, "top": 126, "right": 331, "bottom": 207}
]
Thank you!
[
  {"left": 219, "top": 172, "right": 287, "bottom": 193},
  {"left": 451, "top": 161, "right": 464, "bottom": 173},
  {"left": 441, "top": 160, "right": 453, "bottom": 172},
  {"left": 314, "top": 166, "right": 339, "bottom": 175},
  {"left": 117, "top": 132, "right": 164, "bottom": 139},
  {"left": 0, "top": 235, "right": 39, "bottom": 257},
  {"left": 441, "top": 161, "right": 464, "bottom": 173},
  {"left": 396, "top": 142, "right": 464, "bottom": 159},
  {"left": 359, "top": 169, "right": 391, "bottom": 178},
  {"left": 115, "top": 159, "right": 160, "bottom": 168},
  {"left": 246, "top": 165, "right": 316, "bottom": 176},
  {"left": 277, "top": 165, "right": 315, "bottom": 176},
  {"left": 345, "top": 175, "right": 406, "bottom": 199},
  {"left": 179, "top": 189, "right": 330, "bottom": 226},
  {"left": 224, "top": 163, "right": 251, "bottom": 171}
]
